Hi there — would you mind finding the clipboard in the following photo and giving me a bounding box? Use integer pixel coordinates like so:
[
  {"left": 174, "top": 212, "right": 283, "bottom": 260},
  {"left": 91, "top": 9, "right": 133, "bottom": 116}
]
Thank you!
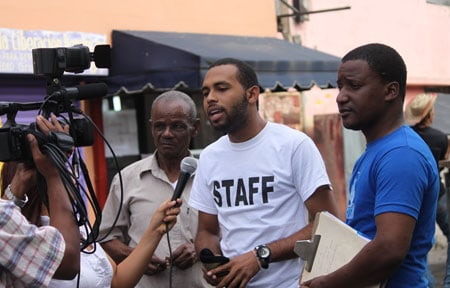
[{"left": 294, "top": 211, "right": 381, "bottom": 288}]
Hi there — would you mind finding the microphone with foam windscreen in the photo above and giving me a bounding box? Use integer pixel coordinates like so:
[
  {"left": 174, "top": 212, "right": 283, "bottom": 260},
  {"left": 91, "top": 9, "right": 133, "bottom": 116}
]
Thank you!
[
  {"left": 50, "top": 83, "right": 108, "bottom": 101},
  {"left": 171, "top": 156, "right": 198, "bottom": 202}
]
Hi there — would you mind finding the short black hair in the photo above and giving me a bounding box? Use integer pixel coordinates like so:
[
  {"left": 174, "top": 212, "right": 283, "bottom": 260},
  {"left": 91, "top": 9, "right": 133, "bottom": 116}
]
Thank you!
[
  {"left": 208, "top": 58, "right": 259, "bottom": 90},
  {"left": 342, "top": 43, "right": 407, "bottom": 99}
]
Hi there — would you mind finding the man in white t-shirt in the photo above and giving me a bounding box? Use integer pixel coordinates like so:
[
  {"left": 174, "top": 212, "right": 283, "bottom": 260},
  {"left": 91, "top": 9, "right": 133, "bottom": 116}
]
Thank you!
[{"left": 189, "top": 58, "right": 339, "bottom": 288}]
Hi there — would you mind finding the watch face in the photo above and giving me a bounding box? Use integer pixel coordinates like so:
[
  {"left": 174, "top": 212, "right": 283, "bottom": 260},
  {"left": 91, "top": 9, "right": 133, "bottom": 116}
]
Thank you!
[{"left": 258, "top": 246, "right": 270, "bottom": 258}]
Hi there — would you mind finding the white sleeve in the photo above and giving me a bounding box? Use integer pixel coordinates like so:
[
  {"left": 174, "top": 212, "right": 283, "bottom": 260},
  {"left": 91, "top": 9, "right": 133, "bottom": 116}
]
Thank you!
[{"left": 293, "top": 136, "right": 331, "bottom": 201}]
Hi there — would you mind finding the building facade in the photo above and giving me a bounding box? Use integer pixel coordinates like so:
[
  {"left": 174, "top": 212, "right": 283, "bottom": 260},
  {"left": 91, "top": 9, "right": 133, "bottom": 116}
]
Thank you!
[{"left": 0, "top": 0, "right": 347, "bottom": 211}]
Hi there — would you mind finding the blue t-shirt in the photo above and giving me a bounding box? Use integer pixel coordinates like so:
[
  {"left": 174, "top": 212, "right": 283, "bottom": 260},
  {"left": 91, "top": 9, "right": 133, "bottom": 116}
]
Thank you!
[{"left": 346, "top": 126, "right": 439, "bottom": 287}]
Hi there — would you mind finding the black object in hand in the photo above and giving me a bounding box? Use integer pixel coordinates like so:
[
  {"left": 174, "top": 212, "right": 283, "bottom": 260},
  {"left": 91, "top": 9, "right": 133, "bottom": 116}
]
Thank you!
[{"left": 199, "top": 248, "right": 230, "bottom": 271}]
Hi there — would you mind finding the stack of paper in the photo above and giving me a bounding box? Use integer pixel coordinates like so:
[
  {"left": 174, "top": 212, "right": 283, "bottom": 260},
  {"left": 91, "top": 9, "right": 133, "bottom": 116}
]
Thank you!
[{"left": 294, "top": 211, "right": 380, "bottom": 288}]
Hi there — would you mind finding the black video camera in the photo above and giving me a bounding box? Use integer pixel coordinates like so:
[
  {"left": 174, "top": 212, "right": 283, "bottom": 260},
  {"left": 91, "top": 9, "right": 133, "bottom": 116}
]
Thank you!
[
  {"left": 32, "top": 44, "right": 111, "bottom": 77},
  {"left": 0, "top": 44, "right": 110, "bottom": 162},
  {"left": 0, "top": 104, "right": 96, "bottom": 163},
  {"left": 0, "top": 122, "right": 75, "bottom": 162}
]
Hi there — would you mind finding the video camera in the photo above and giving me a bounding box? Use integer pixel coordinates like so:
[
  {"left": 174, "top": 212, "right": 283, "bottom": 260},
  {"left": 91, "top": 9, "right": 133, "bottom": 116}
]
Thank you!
[
  {"left": 32, "top": 44, "right": 111, "bottom": 77},
  {"left": 0, "top": 44, "right": 111, "bottom": 162}
]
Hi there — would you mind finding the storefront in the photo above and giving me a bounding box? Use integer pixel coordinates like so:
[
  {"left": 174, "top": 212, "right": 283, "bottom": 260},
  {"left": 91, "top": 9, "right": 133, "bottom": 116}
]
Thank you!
[
  {"left": 0, "top": 28, "right": 344, "bottom": 209},
  {"left": 99, "top": 30, "right": 345, "bottom": 210}
]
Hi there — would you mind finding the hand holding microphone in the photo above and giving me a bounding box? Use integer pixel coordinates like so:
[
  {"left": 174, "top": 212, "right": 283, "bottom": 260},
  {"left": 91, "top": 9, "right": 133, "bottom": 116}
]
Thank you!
[
  {"left": 167, "top": 156, "right": 198, "bottom": 273},
  {"left": 171, "top": 156, "right": 198, "bottom": 204}
]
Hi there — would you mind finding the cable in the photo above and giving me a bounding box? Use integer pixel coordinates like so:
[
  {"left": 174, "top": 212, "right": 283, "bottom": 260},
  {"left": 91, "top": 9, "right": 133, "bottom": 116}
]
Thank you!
[
  {"left": 166, "top": 223, "right": 174, "bottom": 288},
  {"left": 33, "top": 107, "right": 123, "bottom": 251},
  {"left": 45, "top": 107, "right": 124, "bottom": 246},
  {"left": 75, "top": 110, "right": 124, "bottom": 244}
]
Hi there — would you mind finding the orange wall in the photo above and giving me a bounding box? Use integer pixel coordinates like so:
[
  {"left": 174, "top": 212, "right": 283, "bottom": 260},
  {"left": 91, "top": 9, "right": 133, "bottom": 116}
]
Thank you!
[
  {"left": 0, "top": 0, "right": 278, "bottom": 40},
  {"left": 0, "top": 0, "right": 279, "bottom": 205}
]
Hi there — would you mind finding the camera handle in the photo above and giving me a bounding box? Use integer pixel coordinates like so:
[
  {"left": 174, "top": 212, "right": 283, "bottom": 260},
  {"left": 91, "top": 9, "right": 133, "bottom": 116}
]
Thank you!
[{"left": 4, "top": 106, "right": 19, "bottom": 128}]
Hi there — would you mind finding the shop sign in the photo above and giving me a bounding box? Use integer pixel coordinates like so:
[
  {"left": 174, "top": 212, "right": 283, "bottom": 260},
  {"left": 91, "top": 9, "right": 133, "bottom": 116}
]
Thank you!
[{"left": 0, "top": 28, "right": 107, "bottom": 76}]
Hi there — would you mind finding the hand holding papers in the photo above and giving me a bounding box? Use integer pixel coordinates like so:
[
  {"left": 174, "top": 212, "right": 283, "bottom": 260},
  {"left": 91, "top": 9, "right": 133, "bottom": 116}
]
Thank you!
[{"left": 294, "top": 212, "right": 381, "bottom": 288}]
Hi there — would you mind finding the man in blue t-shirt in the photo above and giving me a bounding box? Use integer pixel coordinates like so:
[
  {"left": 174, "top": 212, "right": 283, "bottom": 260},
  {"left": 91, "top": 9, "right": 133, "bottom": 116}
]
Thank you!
[{"left": 301, "top": 43, "right": 439, "bottom": 288}]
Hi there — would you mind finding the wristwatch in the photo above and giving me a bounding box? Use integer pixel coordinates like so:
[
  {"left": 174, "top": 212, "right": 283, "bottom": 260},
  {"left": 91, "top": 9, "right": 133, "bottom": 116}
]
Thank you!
[
  {"left": 4, "top": 184, "right": 28, "bottom": 208},
  {"left": 254, "top": 245, "right": 271, "bottom": 269}
]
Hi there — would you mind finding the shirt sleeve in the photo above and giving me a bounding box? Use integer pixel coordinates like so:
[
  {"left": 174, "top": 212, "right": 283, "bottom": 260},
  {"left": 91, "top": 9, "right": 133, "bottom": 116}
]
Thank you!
[
  {"left": 293, "top": 136, "right": 331, "bottom": 201},
  {"left": 374, "top": 147, "right": 434, "bottom": 219},
  {"left": 0, "top": 200, "right": 65, "bottom": 287}
]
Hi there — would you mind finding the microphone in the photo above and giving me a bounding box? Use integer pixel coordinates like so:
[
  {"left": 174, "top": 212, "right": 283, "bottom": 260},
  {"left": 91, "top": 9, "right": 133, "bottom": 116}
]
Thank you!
[
  {"left": 171, "top": 156, "right": 198, "bottom": 202},
  {"left": 50, "top": 83, "right": 108, "bottom": 101}
]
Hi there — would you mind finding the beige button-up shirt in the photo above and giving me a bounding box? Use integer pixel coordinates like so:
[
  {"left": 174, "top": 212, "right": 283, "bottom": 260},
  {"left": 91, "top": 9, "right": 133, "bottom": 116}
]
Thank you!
[{"left": 99, "top": 153, "right": 209, "bottom": 287}]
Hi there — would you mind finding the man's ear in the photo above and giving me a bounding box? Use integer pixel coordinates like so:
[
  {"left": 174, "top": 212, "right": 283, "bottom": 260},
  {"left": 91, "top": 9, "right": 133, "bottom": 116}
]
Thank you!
[
  {"left": 246, "top": 85, "right": 260, "bottom": 104},
  {"left": 191, "top": 118, "right": 201, "bottom": 138},
  {"left": 385, "top": 81, "right": 400, "bottom": 102}
]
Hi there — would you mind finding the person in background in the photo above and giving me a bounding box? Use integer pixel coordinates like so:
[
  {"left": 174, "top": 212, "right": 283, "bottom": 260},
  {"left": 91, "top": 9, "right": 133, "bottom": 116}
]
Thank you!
[
  {"left": 443, "top": 136, "right": 450, "bottom": 288},
  {"left": 301, "top": 43, "right": 439, "bottom": 288},
  {"left": 99, "top": 90, "right": 209, "bottom": 287},
  {"left": 189, "top": 58, "right": 339, "bottom": 288},
  {"left": 404, "top": 92, "right": 449, "bottom": 288},
  {"left": 2, "top": 128, "right": 182, "bottom": 288},
  {"left": 0, "top": 115, "right": 80, "bottom": 287}
]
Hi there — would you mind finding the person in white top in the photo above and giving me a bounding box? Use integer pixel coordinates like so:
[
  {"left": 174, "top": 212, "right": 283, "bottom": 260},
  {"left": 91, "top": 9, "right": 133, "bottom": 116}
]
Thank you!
[
  {"left": 43, "top": 197, "right": 179, "bottom": 288},
  {"left": 189, "top": 58, "right": 339, "bottom": 288}
]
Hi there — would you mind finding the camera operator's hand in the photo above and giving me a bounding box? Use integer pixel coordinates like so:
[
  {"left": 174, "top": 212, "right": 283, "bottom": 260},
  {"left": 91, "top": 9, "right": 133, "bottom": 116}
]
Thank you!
[
  {"left": 28, "top": 115, "right": 67, "bottom": 178},
  {"left": 39, "top": 114, "right": 70, "bottom": 134},
  {"left": 27, "top": 114, "right": 80, "bottom": 279}
]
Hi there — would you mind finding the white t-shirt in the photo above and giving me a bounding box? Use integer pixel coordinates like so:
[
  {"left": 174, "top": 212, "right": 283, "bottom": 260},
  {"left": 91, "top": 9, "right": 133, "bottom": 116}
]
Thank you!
[
  {"left": 41, "top": 216, "right": 114, "bottom": 288},
  {"left": 189, "top": 122, "right": 331, "bottom": 288}
]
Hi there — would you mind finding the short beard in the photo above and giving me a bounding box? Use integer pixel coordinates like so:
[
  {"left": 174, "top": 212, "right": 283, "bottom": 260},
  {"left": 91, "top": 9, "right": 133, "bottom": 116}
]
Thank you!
[{"left": 215, "top": 94, "right": 249, "bottom": 134}]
